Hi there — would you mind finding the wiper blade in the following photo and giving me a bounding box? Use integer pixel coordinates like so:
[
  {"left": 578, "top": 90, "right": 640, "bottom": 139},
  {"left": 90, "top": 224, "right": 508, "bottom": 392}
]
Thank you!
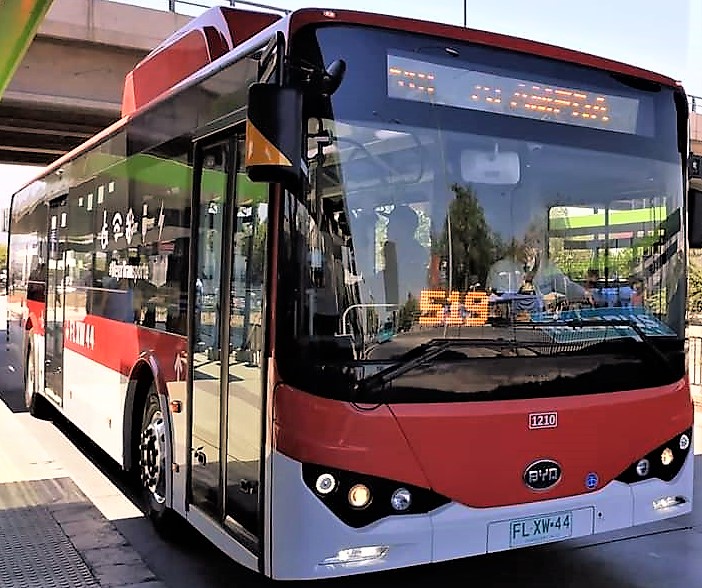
[
  {"left": 356, "top": 338, "right": 509, "bottom": 394},
  {"left": 357, "top": 340, "right": 451, "bottom": 394}
]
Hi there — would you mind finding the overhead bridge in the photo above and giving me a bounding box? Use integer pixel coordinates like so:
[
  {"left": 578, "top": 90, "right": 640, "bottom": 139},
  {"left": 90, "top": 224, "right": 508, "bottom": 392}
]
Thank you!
[
  {"left": 0, "top": 0, "right": 699, "bottom": 167},
  {"left": 0, "top": 0, "right": 191, "bottom": 165}
]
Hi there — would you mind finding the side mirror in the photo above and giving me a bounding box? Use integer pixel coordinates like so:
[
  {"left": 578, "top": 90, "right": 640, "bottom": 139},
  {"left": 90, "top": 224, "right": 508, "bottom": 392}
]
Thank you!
[
  {"left": 688, "top": 181, "right": 702, "bottom": 248},
  {"left": 319, "top": 59, "right": 346, "bottom": 96},
  {"left": 245, "top": 83, "right": 304, "bottom": 190}
]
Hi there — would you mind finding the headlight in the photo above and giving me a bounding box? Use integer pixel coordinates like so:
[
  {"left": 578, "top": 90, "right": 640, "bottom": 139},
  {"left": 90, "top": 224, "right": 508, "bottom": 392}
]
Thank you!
[
  {"left": 348, "top": 484, "right": 372, "bottom": 509},
  {"left": 390, "top": 487, "right": 412, "bottom": 511},
  {"left": 616, "top": 428, "right": 692, "bottom": 484},
  {"left": 636, "top": 459, "right": 650, "bottom": 477},
  {"left": 302, "top": 464, "right": 449, "bottom": 528},
  {"left": 315, "top": 473, "right": 336, "bottom": 495},
  {"left": 679, "top": 434, "right": 690, "bottom": 451}
]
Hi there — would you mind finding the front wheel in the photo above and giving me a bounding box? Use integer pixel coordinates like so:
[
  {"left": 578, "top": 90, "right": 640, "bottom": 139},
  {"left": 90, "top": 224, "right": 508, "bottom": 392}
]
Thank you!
[{"left": 139, "top": 386, "right": 173, "bottom": 530}]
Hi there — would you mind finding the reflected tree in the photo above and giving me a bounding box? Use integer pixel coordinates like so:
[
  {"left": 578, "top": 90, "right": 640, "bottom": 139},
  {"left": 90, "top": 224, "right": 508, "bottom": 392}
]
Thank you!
[
  {"left": 398, "top": 294, "right": 420, "bottom": 332},
  {"left": 433, "top": 183, "right": 502, "bottom": 290},
  {"left": 688, "top": 256, "right": 702, "bottom": 315},
  {"left": 250, "top": 217, "right": 267, "bottom": 284}
]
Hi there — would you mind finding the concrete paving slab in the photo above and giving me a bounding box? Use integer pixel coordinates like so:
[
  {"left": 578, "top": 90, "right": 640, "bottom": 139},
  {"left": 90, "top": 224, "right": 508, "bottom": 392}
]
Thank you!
[{"left": 0, "top": 323, "right": 163, "bottom": 588}]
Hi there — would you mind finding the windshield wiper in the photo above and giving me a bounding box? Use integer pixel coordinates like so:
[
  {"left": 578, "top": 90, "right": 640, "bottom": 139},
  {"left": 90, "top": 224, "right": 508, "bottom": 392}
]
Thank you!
[
  {"left": 356, "top": 338, "right": 514, "bottom": 395},
  {"left": 356, "top": 320, "right": 677, "bottom": 398}
]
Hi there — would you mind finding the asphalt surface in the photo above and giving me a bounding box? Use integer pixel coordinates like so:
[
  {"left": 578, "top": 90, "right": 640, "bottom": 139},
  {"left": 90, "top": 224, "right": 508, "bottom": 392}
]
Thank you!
[{"left": 3, "top": 297, "right": 702, "bottom": 587}]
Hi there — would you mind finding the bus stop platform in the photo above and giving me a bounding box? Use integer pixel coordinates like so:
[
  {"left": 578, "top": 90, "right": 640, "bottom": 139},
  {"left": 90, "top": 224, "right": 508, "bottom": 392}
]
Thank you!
[
  {"left": 0, "top": 294, "right": 164, "bottom": 588},
  {"left": 0, "top": 402, "right": 165, "bottom": 588}
]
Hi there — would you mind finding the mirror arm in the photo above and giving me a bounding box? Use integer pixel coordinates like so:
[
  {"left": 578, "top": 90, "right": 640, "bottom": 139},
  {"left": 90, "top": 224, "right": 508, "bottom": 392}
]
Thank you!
[{"left": 275, "top": 30, "right": 285, "bottom": 86}]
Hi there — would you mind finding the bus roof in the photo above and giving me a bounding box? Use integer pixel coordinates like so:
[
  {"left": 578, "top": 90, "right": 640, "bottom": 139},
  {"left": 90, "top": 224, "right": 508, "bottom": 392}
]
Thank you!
[
  {"left": 13, "top": 6, "right": 685, "bottom": 200},
  {"left": 289, "top": 8, "right": 682, "bottom": 89},
  {"left": 121, "top": 6, "right": 280, "bottom": 117}
]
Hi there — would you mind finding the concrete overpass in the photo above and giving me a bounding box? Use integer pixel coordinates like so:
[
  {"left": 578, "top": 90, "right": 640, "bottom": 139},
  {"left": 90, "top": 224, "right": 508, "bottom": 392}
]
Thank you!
[
  {"left": 0, "top": 0, "right": 191, "bottom": 165},
  {"left": 0, "top": 0, "right": 699, "bottom": 167}
]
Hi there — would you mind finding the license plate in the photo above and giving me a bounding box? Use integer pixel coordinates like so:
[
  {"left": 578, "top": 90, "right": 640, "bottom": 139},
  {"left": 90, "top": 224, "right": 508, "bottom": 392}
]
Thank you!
[{"left": 509, "top": 511, "right": 572, "bottom": 547}]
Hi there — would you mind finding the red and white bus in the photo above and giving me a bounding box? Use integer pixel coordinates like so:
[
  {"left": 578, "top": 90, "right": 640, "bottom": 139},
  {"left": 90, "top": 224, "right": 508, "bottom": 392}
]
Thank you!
[{"left": 6, "top": 4, "right": 699, "bottom": 580}]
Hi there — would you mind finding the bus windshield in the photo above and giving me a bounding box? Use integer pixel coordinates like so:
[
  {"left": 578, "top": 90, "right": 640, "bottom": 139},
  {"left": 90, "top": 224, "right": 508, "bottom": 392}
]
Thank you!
[{"left": 277, "top": 24, "right": 686, "bottom": 402}]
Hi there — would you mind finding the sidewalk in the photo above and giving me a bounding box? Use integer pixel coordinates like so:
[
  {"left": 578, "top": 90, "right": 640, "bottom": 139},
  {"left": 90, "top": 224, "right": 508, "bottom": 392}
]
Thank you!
[
  {"left": 0, "top": 403, "right": 165, "bottom": 588},
  {"left": 0, "top": 296, "right": 166, "bottom": 588}
]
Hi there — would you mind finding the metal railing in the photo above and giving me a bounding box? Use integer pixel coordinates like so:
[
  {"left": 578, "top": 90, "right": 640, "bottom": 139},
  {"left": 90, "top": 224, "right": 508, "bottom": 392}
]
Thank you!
[
  {"left": 691, "top": 95, "right": 701, "bottom": 114},
  {"left": 168, "top": 0, "right": 290, "bottom": 14},
  {"left": 107, "top": 0, "right": 289, "bottom": 16}
]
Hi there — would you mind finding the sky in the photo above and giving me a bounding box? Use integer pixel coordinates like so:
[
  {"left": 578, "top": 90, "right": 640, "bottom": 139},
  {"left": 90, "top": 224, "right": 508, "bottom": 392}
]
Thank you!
[{"left": 1, "top": 0, "right": 700, "bottom": 210}]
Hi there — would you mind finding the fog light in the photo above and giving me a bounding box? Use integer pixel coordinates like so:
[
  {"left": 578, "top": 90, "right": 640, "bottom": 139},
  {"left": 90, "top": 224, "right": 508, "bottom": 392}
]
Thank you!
[
  {"left": 390, "top": 488, "right": 412, "bottom": 511},
  {"left": 661, "top": 447, "right": 674, "bottom": 466},
  {"left": 321, "top": 545, "right": 389, "bottom": 566},
  {"left": 348, "top": 484, "right": 371, "bottom": 508},
  {"left": 636, "top": 458, "right": 650, "bottom": 477},
  {"left": 653, "top": 495, "right": 686, "bottom": 510},
  {"left": 315, "top": 473, "right": 336, "bottom": 495},
  {"left": 679, "top": 434, "right": 690, "bottom": 451}
]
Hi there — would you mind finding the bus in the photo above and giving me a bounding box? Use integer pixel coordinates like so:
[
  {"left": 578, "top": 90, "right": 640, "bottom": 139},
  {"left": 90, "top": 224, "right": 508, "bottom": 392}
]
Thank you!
[{"left": 7, "top": 4, "right": 699, "bottom": 580}]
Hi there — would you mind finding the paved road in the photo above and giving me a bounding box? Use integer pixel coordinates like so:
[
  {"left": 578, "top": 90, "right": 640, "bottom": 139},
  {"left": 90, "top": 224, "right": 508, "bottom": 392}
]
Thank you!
[{"left": 3, "top": 295, "right": 702, "bottom": 587}]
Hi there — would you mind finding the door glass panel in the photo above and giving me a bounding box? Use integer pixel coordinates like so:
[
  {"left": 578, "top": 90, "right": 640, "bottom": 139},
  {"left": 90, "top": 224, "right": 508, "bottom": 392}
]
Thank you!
[
  {"left": 191, "top": 143, "right": 228, "bottom": 517},
  {"left": 224, "top": 141, "right": 267, "bottom": 539},
  {"left": 45, "top": 197, "right": 67, "bottom": 404}
]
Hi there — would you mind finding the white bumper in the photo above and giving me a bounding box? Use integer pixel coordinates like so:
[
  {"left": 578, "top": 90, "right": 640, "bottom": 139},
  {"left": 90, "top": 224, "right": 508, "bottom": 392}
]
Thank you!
[{"left": 270, "top": 450, "right": 693, "bottom": 580}]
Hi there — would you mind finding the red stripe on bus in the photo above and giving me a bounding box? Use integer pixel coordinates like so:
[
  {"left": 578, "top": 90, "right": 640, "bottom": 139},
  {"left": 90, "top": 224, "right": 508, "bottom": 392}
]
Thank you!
[
  {"left": 26, "top": 300, "right": 45, "bottom": 335},
  {"left": 61, "top": 315, "right": 187, "bottom": 381},
  {"left": 273, "top": 379, "right": 692, "bottom": 508}
]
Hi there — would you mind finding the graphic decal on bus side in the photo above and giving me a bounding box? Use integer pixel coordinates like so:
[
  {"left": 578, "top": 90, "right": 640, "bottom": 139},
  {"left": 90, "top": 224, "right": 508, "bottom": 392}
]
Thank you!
[
  {"left": 108, "top": 260, "right": 150, "bottom": 280},
  {"left": 99, "top": 201, "right": 165, "bottom": 250},
  {"left": 61, "top": 315, "right": 187, "bottom": 381},
  {"left": 64, "top": 320, "right": 95, "bottom": 351}
]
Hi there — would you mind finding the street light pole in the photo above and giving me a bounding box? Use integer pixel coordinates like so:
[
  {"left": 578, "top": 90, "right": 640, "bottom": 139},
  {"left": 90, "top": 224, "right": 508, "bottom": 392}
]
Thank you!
[{"left": 463, "top": 1, "right": 467, "bottom": 26}]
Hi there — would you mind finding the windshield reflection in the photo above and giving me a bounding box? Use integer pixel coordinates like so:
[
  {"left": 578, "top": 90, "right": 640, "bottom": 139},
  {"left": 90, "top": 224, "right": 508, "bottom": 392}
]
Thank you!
[
  {"left": 292, "top": 117, "right": 684, "bottom": 362},
  {"left": 276, "top": 26, "right": 686, "bottom": 402}
]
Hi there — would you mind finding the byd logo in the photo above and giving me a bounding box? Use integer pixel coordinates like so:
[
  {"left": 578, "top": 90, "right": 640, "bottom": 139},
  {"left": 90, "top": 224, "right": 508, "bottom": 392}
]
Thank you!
[{"left": 523, "top": 459, "right": 562, "bottom": 491}]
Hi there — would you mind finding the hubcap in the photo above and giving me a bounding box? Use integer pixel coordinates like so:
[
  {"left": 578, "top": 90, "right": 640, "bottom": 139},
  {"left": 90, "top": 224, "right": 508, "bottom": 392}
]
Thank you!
[{"left": 140, "top": 409, "right": 166, "bottom": 504}]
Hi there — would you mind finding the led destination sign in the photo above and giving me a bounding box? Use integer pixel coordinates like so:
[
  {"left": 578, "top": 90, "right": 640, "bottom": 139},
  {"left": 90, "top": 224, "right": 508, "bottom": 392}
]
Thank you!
[{"left": 388, "top": 53, "right": 642, "bottom": 135}]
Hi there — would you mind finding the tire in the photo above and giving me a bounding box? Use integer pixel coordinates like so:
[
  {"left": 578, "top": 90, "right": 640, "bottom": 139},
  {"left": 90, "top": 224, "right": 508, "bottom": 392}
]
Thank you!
[
  {"left": 138, "top": 385, "right": 175, "bottom": 533},
  {"left": 25, "top": 343, "right": 51, "bottom": 420}
]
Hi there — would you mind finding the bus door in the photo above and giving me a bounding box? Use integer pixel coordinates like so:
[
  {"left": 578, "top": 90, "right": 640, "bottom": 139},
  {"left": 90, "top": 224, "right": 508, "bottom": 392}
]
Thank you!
[
  {"left": 45, "top": 196, "right": 68, "bottom": 406},
  {"left": 189, "top": 132, "right": 267, "bottom": 554}
]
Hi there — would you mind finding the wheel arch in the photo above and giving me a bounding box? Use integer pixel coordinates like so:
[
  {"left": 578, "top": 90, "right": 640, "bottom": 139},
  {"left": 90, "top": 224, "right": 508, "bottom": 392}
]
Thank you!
[
  {"left": 123, "top": 351, "right": 174, "bottom": 495},
  {"left": 23, "top": 323, "right": 40, "bottom": 393},
  {"left": 23, "top": 317, "right": 35, "bottom": 366}
]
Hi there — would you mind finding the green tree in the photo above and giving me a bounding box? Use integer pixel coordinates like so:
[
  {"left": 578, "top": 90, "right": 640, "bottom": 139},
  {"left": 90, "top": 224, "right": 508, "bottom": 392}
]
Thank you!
[
  {"left": 433, "top": 184, "right": 502, "bottom": 291},
  {"left": 249, "top": 216, "right": 267, "bottom": 285},
  {"left": 688, "top": 257, "right": 702, "bottom": 314}
]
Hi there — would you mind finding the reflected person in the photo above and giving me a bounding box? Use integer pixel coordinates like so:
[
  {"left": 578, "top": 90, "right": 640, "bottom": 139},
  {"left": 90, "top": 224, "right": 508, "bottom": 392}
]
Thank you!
[{"left": 382, "top": 205, "right": 429, "bottom": 305}]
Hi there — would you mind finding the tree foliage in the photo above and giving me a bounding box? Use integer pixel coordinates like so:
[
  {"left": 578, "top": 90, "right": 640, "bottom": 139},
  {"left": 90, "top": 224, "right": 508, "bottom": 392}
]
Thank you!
[
  {"left": 433, "top": 184, "right": 503, "bottom": 290},
  {"left": 688, "top": 255, "right": 702, "bottom": 313}
]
